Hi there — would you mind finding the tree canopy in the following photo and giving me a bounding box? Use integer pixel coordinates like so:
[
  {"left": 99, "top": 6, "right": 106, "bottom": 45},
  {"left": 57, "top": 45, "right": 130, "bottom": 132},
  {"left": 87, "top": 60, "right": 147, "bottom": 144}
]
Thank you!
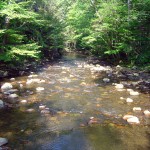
[{"left": 0, "top": 0, "right": 150, "bottom": 67}]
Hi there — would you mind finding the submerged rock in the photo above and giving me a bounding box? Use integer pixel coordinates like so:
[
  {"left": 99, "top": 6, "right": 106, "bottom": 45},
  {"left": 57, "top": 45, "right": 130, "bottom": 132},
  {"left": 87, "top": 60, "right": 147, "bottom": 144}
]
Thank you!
[
  {"left": 0, "top": 100, "right": 4, "bottom": 109},
  {"left": 0, "top": 137, "right": 8, "bottom": 146},
  {"left": 1, "top": 83, "right": 13, "bottom": 92},
  {"left": 88, "top": 117, "right": 99, "bottom": 125}
]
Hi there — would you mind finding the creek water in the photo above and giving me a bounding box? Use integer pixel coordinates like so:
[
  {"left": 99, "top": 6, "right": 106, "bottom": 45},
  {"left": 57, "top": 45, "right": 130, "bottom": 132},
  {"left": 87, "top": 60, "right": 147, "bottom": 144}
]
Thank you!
[{"left": 0, "top": 53, "right": 150, "bottom": 150}]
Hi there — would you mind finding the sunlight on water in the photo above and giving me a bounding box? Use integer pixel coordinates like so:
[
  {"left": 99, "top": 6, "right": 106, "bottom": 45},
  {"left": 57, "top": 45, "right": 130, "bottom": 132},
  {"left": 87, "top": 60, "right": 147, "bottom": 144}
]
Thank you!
[{"left": 0, "top": 53, "right": 150, "bottom": 149}]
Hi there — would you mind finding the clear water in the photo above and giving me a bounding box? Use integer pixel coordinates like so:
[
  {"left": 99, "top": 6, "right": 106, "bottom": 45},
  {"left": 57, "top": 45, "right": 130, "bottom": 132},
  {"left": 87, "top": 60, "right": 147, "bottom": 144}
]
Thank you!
[{"left": 0, "top": 53, "right": 150, "bottom": 150}]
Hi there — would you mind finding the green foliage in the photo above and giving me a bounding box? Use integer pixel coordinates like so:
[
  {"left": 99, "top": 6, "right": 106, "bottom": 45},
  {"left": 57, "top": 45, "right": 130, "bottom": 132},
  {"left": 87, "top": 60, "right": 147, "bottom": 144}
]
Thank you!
[
  {"left": 0, "top": 0, "right": 64, "bottom": 66},
  {"left": 0, "top": 43, "right": 40, "bottom": 61},
  {"left": 0, "top": 0, "right": 149, "bottom": 68},
  {"left": 64, "top": 0, "right": 150, "bottom": 66}
]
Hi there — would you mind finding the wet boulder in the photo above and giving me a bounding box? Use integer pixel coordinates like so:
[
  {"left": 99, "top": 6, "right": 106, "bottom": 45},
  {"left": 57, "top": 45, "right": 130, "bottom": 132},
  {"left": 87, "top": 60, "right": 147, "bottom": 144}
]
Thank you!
[
  {"left": 127, "top": 116, "right": 140, "bottom": 124},
  {"left": 8, "top": 93, "right": 18, "bottom": 99},
  {"left": 0, "top": 137, "right": 8, "bottom": 146},
  {"left": 123, "top": 115, "right": 140, "bottom": 124},
  {"left": 123, "top": 115, "right": 136, "bottom": 120},
  {"left": 7, "top": 94, "right": 19, "bottom": 104},
  {"left": 1, "top": 83, "right": 13, "bottom": 92}
]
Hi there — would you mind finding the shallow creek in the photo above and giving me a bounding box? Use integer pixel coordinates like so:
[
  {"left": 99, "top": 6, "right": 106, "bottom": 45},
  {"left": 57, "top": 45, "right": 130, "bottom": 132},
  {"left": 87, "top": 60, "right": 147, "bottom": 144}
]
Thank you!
[{"left": 0, "top": 53, "right": 150, "bottom": 150}]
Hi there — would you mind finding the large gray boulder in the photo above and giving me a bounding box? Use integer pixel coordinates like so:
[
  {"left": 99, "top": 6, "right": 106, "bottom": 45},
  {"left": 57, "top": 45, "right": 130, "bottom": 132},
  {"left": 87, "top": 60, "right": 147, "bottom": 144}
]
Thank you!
[{"left": 1, "top": 83, "right": 13, "bottom": 92}]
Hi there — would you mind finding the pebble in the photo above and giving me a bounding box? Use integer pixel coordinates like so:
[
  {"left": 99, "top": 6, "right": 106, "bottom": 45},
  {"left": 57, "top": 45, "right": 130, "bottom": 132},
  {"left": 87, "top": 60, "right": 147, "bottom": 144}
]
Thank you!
[
  {"left": 117, "top": 89, "right": 125, "bottom": 92},
  {"left": 40, "top": 79, "right": 45, "bottom": 83},
  {"left": 127, "top": 89, "right": 133, "bottom": 92},
  {"left": 133, "top": 107, "right": 142, "bottom": 112},
  {"left": 96, "top": 64, "right": 100, "bottom": 67},
  {"left": 88, "top": 117, "right": 98, "bottom": 125},
  {"left": 126, "top": 98, "right": 133, "bottom": 103},
  {"left": 103, "top": 78, "right": 110, "bottom": 83},
  {"left": 0, "top": 137, "right": 8, "bottom": 146},
  {"left": 28, "top": 74, "right": 38, "bottom": 78},
  {"left": 19, "top": 84, "right": 23, "bottom": 88},
  {"left": 116, "top": 65, "right": 122, "bottom": 69},
  {"left": 129, "top": 91, "right": 140, "bottom": 96},
  {"left": 115, "top": 84, "right": 124, "bottom": 89},
  {"left": 39, "top": 105, "right": 46, "bottom": 110},
  {"left": 41, "top": 109, "right": 50, "bottom": 114},
  {"left": 10, "top": 78, "right": 15, "bottom": 81},
  {"left": 120, "top": 97, "right": 124, "bottom": 100},
  {"left": 36, "top": 87, "right": 45, "bottom": 91},
  {"left": 20, "top": 100, "right": 27, "bottom": 104},
  {"left": 90, "top": 117, "right": 94, "bottom": 120},
  {"left": 78, "top": 65, "right": 83, "bottom": 68},
  {"left": 144, "top": 110, "right": 150, "bottom": 117},
  {"left": 26, "top": 109, "right": 35, "bottom": 113}
]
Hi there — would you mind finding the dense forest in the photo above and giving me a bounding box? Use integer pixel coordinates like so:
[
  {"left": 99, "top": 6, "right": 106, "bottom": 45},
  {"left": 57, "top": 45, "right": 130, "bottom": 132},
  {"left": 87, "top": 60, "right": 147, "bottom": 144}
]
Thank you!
[{"left": 0, "top": 0, "right": 150, "bottom": 70}]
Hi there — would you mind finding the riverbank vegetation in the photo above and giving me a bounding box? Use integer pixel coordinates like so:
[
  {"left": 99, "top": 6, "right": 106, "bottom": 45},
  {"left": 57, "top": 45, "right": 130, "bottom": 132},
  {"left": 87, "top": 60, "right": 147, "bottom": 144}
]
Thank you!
[{"left": 0, "top": 0, "right": 150, "bottom": 71}]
